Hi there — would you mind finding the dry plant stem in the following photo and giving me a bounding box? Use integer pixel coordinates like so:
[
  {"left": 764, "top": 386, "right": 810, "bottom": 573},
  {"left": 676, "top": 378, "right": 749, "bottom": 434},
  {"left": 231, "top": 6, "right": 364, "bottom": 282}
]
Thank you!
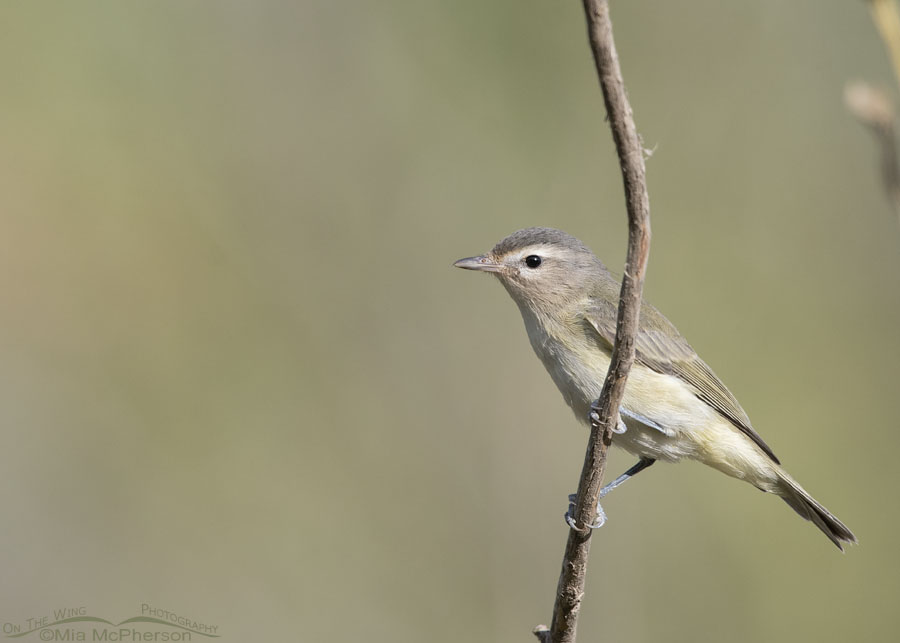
[
  {"left": 845, "top": 82, "right": 900, "bottom": 221},
  {"left": 869, "top": 0, "right": 900, "bottom": 89},
  {"left": 534, "top": 1, "right": 652, "bottom": 642},
  {"left": 849, "top": 2, "right": 900, "bottom": 223}
]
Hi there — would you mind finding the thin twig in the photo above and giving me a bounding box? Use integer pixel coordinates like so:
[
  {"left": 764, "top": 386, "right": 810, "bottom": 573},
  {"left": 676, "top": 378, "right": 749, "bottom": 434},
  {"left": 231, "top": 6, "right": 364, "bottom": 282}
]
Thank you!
[
  {"left": 533, "top": 1, "right": 652, "bottom": 642},
  {"left": 868, "top": 0, "right": 900, "bottom": 89},
  {"left": 847, "top": 0, "right": 900, "bottom": 223},
  {"left": 847, "top": 1, "right": 900, "bottom": 223},
  {"left": 845, "top": 81, "right": 900, "bottom": 221}
]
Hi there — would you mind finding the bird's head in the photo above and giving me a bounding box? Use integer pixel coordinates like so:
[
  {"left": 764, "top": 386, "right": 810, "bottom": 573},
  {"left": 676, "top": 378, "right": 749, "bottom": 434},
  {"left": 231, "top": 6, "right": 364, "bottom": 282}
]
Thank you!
[{"left": 454, "top": 227, "right": 609, "bottom": 315}]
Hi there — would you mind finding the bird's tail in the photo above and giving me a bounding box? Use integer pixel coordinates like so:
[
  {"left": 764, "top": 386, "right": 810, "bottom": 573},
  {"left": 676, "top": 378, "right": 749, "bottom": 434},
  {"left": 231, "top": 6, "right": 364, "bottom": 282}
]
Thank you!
[{"left": 776, "top": 471, "right": 857, "bottom": 551}]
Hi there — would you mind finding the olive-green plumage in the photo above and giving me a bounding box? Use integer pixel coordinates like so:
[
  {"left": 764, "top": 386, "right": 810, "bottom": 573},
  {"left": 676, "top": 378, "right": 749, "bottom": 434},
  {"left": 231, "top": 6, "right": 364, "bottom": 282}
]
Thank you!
[{"left": 455, "top": 227, "right": 856, "bottom": 550}]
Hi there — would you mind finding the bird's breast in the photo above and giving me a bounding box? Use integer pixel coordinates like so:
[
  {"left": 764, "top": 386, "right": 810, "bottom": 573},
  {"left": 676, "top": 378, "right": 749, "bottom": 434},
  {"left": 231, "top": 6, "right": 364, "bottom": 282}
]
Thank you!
[
  {"left": 520, "top": 309, "right": 717, "bottom": 462},
  {"left": 522, "top": 311, "right": 610, "bottom": 419}
]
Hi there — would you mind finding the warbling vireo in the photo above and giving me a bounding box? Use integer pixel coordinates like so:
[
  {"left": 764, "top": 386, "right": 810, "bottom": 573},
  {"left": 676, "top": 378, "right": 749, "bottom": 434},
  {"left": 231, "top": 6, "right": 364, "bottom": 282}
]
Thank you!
[{"left": 454, "top": 227, "right": 856, "bottom": 550}]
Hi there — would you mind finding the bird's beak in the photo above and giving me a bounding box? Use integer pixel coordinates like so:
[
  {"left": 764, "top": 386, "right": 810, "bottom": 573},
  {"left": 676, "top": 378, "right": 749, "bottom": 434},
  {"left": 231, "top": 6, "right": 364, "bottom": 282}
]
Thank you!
[{"left": 453, "top": 255, "right": 503, "bottom": 273}]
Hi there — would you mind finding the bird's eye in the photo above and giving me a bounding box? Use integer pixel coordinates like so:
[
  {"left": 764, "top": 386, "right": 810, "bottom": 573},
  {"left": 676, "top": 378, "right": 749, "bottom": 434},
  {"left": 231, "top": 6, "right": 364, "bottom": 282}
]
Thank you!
[{"left": 524, "top": 255, "right": 542, "bottom": 269}]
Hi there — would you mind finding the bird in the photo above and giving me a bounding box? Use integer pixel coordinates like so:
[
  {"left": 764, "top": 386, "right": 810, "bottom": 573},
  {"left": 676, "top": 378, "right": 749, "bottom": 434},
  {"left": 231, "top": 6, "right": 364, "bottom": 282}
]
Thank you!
[{"left": 454, "top": 227, "right": 856, "bottom": 550}]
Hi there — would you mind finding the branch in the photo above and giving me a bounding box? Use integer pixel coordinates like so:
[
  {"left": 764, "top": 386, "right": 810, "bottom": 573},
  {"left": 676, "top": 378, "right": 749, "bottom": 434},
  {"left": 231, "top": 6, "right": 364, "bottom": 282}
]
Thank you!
[
  {"left": 534, "top": 2, "right": 651, "bottom": 642},
  {"left": 846, "top": 1, "right": 900, "bottom": 224},
  {"left": 868, "top": 0, "right": 900, "bottom": 90},
  {"left": 845, "top": 81, "right": 900, "bottom": 222}
]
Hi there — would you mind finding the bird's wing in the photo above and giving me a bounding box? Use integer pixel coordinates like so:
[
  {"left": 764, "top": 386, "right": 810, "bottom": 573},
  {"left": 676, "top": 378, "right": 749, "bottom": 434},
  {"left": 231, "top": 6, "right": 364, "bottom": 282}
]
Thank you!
[{"left": 584, "top": 299, "right": 780, "bottom": 464}]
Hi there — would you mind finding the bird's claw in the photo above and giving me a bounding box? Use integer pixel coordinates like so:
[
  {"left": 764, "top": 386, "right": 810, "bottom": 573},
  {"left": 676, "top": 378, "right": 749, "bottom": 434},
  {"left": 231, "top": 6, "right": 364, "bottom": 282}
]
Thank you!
[
  {"left": 588, "top": 403, "right": 627, "bottom": 434},
  {"left": 565, "top": 494, "right": 608, "bottom": 530},
  {"left": 589, "top": 503, "right": 607, "bottom": 528},
  {"left": 589, "top": 400, "right": 602, "bottom": 426}
]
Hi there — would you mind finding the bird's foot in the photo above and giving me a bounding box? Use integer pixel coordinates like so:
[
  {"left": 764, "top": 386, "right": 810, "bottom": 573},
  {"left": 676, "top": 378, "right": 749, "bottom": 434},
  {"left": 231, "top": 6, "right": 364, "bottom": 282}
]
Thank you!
[
  {"left": 565, "top": 493, "right": 607, "bottom": 529},
  {"left": 588, "top": 402, "right": 627, "bottom": 434}
]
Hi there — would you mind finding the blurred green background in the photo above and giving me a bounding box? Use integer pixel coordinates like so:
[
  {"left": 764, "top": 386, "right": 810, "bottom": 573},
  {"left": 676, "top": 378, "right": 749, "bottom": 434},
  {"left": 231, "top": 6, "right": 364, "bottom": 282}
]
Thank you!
[{"left": 1, "top": 1, "right": 898, "bottom": 641}]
